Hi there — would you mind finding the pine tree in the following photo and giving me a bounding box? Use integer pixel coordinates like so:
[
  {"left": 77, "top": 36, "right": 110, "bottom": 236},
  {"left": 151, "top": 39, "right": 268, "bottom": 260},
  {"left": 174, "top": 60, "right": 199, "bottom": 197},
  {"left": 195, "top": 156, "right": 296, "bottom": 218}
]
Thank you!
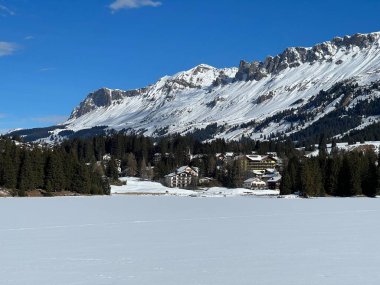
[
  {"left": 44, "top": 151, "right": 65, "bottom": 192},
  {"left": 18, "top": 151, "right": 34, "bottom": 195},
  {"left": 106, "top": 157, "right": 119, "bottom": 181},
  {"left": 2, "top": 151, "right": 18, "bottom": 190},
  {"left": 299, "top": 159, "right": 323, "bottom": 197},
  {"left": 337, "top": 154, "right": 362, "bottom": 196},
  {"left": 318, "top": 134, "right": 328, "bottom": 158},
  {"left": 280, "top": 172, "right": 293, "bottom": 195},
  {"left": 325, "top": 157, "right": 341, "bottom": 196},
  {"left": 337, "top": 156, "right": 351, "bottom": 196},
  {"left": 71, "top": 163, "right": 91, "bottom": 194},
  {"left": 363, "top": 162, "right": 378, "bottom": 197},
  {"left": 31, "top": 149, "right": 45, "bottom": 189}
]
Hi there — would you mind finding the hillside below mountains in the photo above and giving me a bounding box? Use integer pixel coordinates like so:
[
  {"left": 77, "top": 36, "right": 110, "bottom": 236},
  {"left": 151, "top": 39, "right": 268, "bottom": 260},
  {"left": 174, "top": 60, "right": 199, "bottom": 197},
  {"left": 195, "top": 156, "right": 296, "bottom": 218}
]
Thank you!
[{"left": 11, "top": 32, "right": 380, "bottom": 144}]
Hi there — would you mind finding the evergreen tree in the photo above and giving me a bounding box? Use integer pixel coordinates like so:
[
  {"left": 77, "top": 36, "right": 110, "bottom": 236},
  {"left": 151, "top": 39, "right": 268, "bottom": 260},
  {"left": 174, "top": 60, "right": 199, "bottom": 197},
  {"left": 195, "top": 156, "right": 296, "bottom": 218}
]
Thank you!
[
  {"left": 299, "top": 159, "right": 323, "bottom": 197},
  {"left": 337, "top": 156, "right": 351, "bottom": 196},
  {"left": 45, "top": 151, "right": 65, "bottom": 192},
  {"left": 325, "top": 156, "right": 341, "bottom": 196},
  {"left": 363, "top": 162, "right": 379, "bottom": 197},
  {"left": 71, "top": 163, "right": 91, "bottom": 194},
  {"left": 280, "top": 172, "right": 293, "bottom": 195},
  {"left": 31, "top": 149, "right": 46, "bottom": 189},
  {"left": 106, "top": 157, "right": 119, "bottom": 181},
  {"left": 318, "top": 133, "right": 327, "bottom": 158},
  {"left": 2, "top": 151, "right": 18, "bottom": 190},
  {"left": 18, "top": 151, "right": 34, "bottom": 196}
]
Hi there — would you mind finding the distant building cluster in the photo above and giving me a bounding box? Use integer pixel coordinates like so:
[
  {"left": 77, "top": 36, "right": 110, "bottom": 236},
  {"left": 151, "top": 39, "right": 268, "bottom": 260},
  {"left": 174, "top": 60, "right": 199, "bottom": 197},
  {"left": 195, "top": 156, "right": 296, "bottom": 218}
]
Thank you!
[
  {"left": 163, "top": 151, "right": 282, "bottom": 190},
  {"left": 243, "top": 169, "right": 281, "bottom": 190}
]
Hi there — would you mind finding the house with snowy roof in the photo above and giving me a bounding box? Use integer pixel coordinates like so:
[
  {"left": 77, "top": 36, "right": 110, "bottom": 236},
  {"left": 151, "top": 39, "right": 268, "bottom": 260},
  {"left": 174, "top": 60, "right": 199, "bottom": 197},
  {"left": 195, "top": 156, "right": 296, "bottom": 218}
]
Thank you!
[
  {"left": 243, "top": 178, "right": 267, "bottom": 190},
  {"left": 244, "top": 154, "right": 277, "bottom": 171},
  {"left": 267, "top": 176, "right": 282, "bottom": 190}
]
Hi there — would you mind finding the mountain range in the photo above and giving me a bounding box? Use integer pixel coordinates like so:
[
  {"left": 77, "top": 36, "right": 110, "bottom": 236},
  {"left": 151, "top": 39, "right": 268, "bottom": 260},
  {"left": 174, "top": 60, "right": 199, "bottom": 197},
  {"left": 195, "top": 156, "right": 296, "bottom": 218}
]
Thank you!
[{"left": 10, "top": 32, "right": 380, "bottom": 144}]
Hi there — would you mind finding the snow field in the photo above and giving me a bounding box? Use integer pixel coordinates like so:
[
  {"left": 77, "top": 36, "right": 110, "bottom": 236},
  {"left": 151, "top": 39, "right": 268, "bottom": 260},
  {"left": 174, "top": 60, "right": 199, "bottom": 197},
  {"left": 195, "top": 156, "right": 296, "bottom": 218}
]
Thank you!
[{"left": 0, "top": 196, "right": 380, "bottom": 285}]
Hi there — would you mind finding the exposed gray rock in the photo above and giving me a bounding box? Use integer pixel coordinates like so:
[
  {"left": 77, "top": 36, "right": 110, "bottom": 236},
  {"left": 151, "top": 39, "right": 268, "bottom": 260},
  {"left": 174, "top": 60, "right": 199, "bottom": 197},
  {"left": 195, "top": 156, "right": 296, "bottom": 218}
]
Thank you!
[
  {"left": 69, "top": 87, "right": 146, "bottom": 119},
  {"left": 235, "top": 32, "right": 380, "bottom": 82}
]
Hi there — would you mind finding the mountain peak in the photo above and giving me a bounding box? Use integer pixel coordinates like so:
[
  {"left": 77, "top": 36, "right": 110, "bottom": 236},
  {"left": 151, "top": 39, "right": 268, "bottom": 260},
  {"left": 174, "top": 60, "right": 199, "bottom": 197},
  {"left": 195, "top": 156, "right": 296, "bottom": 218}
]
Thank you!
[
  {"left": 236, "top": 31, "right": 380, "bottom": 82},
  {"left": 51, "top": 30, "right": 380, "bottom": 144}
]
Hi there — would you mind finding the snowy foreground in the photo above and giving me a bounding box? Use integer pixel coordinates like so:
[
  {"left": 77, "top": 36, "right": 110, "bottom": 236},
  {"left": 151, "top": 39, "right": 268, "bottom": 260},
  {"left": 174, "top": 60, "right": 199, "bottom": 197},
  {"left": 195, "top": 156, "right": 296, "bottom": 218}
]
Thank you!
[
  {"left": 111, "top": 177, "right": 280, "bottom": 197},
  {"left": 1, "top": 196, "right": 380, "bottom": 285}
]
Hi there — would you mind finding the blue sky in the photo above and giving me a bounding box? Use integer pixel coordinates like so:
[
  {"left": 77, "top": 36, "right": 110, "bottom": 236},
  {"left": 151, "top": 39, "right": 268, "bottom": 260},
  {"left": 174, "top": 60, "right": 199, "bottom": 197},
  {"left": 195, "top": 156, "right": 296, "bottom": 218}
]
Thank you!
[{"left": 1, "top": 0, "right": 380, "bottom": 132}]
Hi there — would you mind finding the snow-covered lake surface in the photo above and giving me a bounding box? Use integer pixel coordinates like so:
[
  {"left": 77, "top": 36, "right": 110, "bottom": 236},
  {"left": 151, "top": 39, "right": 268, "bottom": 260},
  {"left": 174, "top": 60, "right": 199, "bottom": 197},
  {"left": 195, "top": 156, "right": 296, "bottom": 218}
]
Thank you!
[{"left": 1, "top": 196, "right": 380, "bottom": 285}]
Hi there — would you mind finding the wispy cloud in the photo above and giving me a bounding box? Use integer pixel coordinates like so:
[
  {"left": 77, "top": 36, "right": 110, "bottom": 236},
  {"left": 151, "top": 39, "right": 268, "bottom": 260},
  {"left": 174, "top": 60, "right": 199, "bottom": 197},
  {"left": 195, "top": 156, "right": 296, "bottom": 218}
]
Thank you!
[
  {"left": 0, "top": 113, "right": 7, "bottom": 119},
  {"left": 32, "top": 115, "right": 68, "bottom": 124},
  {"left": 0, "top": 4, "right": 15, "bottom": 16},
  {"left": 25, "top": 35, "right": 35, "bottom": 40},
  {"left": 39, "top": 67, "right": 56, "bottom": 72},
  {"left": 0, "top": 41, "right": 18, "bottom": 57},
  {"left": 110, "top": 0, "right": 162, "bottom": 12}
]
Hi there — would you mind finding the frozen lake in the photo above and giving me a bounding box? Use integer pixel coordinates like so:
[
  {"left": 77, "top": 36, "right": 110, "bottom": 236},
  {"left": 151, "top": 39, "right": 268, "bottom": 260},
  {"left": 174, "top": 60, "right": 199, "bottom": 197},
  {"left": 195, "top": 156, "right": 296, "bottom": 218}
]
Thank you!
[{"left": 1, "top": 196, "right": 380, "bottom": 285}]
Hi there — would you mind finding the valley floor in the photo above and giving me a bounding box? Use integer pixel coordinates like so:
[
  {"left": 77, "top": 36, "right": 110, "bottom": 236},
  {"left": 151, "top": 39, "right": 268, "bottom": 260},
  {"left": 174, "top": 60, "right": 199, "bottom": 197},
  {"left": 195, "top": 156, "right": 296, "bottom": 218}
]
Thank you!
[{"left": 0, "top": 196, "right": 379, "bottom": 285}]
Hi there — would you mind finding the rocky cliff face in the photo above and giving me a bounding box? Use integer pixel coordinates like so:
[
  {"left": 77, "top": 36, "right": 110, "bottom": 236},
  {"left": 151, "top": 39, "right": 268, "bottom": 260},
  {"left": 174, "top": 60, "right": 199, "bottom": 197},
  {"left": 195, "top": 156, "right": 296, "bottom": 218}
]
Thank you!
[
  {"left": 70, "top": 64, "right": 237, "bottom": 120},
  {"left": 235, "top": 33, "right": 380, "bottom": 81},
  {"left": 69, "top": 88, "right": 147, "bottom": 119}
]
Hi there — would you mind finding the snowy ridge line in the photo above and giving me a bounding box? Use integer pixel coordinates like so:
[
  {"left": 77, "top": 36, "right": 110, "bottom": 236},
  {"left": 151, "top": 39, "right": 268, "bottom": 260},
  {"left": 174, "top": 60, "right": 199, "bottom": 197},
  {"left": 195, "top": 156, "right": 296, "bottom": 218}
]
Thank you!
[{"left": 11, "top": 31, "right": 380, "bottom": 143}]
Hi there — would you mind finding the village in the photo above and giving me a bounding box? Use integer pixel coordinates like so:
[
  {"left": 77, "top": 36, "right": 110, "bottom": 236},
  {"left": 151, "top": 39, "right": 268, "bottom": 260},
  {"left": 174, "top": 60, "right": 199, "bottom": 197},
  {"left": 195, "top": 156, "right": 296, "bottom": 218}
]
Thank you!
[{"left": 162, "top": 151, "right": 282, "bottom": 192}]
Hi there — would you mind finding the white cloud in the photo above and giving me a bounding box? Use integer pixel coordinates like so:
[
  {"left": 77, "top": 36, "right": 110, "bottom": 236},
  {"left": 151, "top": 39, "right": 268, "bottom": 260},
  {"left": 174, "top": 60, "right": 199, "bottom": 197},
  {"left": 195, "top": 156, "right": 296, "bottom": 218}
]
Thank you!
[
  {"left": 0, "top": 41, "right": 18, "bottom": 57},
  {"left": 0, "top": 4, "right": 15, "bottom": 16},
  {"left": 39, "top": 67, "right": 56, "bottom": 72},
  {"left": 32, "top": 115, "right": 68, "bottom": 124},
  {"left": 25, "top": 35, "right": 35, "bottom": 40},
  {"left": 110, "top": 0, "right": 162, "bottom": 12}
]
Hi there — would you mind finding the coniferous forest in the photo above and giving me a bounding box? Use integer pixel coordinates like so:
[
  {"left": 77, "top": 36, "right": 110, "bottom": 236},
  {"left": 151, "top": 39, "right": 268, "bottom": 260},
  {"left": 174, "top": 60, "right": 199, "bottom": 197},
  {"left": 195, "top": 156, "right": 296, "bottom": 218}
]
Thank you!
[
  {"left": 1, "top": 133, "right": 380, "bottom": 197},
  {"left": 280, "top": 148, "right": 380, "bottom": 197},
  {"left": 0, "top": 138, "right": 110, "bottom": 196}
]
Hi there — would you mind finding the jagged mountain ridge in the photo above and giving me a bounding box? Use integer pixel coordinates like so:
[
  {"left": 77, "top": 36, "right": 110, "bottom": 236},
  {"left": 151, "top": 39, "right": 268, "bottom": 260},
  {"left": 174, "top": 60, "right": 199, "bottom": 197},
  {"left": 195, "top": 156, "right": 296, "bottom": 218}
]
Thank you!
[
  {"left": 11, "top": 32, "right": 380, "bottom": 143},
  {"left": 69, "top": 64, "right": 238, "bottom": 120}
]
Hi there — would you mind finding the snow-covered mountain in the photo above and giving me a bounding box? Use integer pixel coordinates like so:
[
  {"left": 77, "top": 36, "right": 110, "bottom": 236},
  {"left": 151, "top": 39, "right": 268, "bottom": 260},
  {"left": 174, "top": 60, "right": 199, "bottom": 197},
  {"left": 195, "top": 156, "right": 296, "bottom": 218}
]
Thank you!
[{"left": 12, "top": 32, "right": 380, "bottom": 142}]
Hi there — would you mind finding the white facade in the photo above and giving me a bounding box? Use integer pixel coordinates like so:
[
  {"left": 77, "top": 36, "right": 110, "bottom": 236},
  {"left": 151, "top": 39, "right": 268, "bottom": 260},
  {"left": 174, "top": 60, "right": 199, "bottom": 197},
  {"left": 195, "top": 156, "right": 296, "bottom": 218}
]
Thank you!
[{"left": 165, "top": 166, "right": 199, "bottom": 188}]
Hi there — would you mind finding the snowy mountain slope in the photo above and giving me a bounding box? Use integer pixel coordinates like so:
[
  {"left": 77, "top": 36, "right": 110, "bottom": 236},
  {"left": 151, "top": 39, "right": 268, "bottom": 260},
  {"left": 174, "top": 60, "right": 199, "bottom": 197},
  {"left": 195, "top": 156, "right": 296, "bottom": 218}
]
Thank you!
[{"left": 11, "top": 32, "right": 380, "bottom": 142}]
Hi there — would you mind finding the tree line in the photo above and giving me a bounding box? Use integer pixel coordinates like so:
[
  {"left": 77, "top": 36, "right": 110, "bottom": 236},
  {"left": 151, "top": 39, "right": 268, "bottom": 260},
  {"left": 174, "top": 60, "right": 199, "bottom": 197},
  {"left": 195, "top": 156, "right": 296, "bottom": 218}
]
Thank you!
[
  {"left": 0, "top": 138, "right": 110, "bottom": 196},
  {"left": 280, "top": 142, "right": 380, "bottom": 197},
  {"left": 58, "top": 134, "right": 297, "bottom": 185},
  {"left": 5, "top": 131, "right": 380, "bottom": 197}
]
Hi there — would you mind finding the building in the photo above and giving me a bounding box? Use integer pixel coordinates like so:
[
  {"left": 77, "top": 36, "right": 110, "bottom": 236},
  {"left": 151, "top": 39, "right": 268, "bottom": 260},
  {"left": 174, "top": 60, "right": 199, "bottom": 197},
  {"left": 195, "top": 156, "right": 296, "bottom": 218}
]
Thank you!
[
  {"left": 267, "top": 176, "right": 282, "bottom": 190},
  {"left": 216, "top": 152, "right": 235, "bottom": 163},
  {"left": 153, "top": 152, "right": 173, "bottom": 164},
  {"left": 245, "top": 168, "right": 282, "bottom": 190},
  {"left": 245, "top": 154, "right": 277, "bottom": 171},
  {"left": 243, "top": 178, "right": 267, "bottom": 190},
  {"left": 164, "top": 166, "right": 199, "bottom": 188}
]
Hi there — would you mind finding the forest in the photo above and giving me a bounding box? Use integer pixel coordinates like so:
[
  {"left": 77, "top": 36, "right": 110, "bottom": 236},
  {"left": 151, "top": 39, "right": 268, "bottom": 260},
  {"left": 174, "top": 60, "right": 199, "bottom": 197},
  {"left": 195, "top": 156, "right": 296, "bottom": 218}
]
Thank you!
[
  {"left": 0, "top": 138, "right": 110, "bottom": 196},
  {"left": 1, "top": 132, "right": 380, "bottom": 197}
]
